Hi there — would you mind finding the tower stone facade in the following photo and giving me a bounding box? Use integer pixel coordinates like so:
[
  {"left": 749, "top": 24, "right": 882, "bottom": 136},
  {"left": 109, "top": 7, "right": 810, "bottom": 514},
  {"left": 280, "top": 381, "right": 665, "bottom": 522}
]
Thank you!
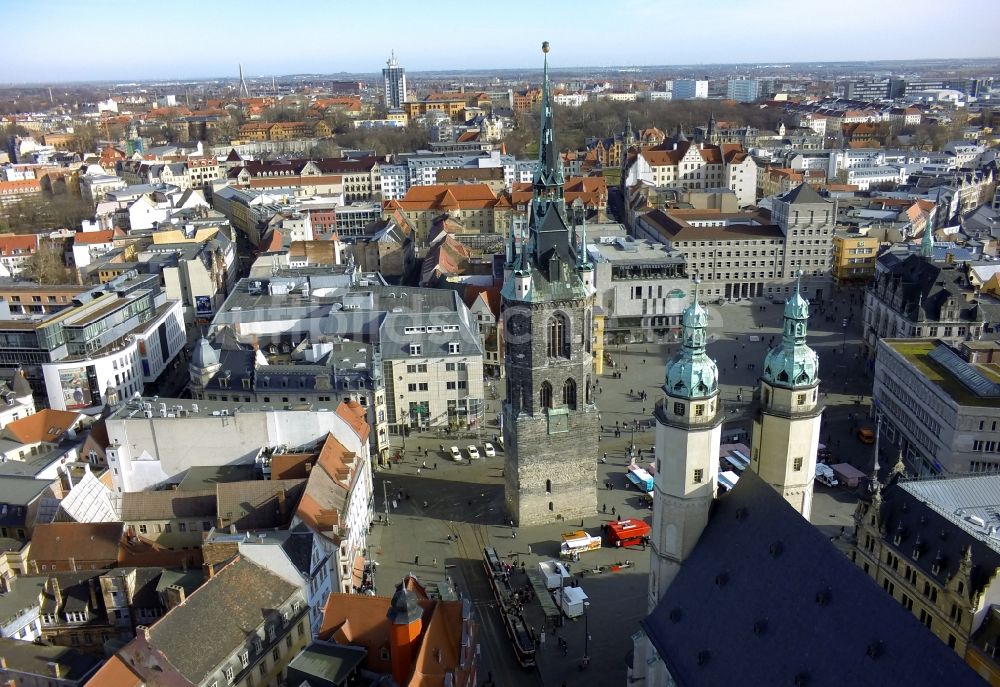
[
  {"left": 750, "top": 276, "right": 824, "bottom": 518},
  {"left": 647, "top": 283, "right": 722, "bottom": 608},
  {"left": 501, "top": 43, "right": 598, "bottom": 526}
]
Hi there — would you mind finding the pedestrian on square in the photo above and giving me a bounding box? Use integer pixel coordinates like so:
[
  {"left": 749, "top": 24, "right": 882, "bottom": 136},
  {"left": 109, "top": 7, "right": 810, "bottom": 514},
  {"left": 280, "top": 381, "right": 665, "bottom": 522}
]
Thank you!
[
  {"left": 602, "top": 503, "right": 607, "bottom": 513},
  {"left": 415, "top": 555, "right": 420, "bottom": 565},
  {"left": 611, "top": 506, "right": 616, "bottom": 516}
]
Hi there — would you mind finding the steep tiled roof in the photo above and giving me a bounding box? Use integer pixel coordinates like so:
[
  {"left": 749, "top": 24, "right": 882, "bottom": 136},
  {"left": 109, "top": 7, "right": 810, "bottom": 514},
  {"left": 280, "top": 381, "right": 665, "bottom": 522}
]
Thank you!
[
  {"left": 137, "top": 557, "right": 299, "bottom": 684},
  {"left": 83, "top": 654, "right": 144, "bottom": 687},
  {"left": 28, "top": 522, "right": 123, "bottom": 565},
  {"left": 336, "top": 401, "right": 370, "bottom": 442},
  {"left": 2, "top": 409, "right": 80, "bottom": 445}
]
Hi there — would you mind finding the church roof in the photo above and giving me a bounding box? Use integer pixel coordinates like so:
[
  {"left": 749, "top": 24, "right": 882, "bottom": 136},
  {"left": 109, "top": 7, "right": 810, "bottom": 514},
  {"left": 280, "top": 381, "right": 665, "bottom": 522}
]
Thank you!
[{"left": 641, "top": 470, "right": 984, "bottom": 687}]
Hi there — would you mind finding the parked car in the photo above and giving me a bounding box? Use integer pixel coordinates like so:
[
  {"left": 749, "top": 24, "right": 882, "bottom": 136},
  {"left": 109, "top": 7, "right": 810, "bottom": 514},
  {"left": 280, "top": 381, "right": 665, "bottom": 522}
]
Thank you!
[
  {"left": 857, "top": 427, "right": 875, "bottom": 445},
  {"left": 449, "top": 446, "right": 462, "bottom": 461},
  {"left": 467, "top": 445, "right": 480, "bottom": 460},
  {"left": 484, "top": 442, "right": 496, "bottom": 457}
]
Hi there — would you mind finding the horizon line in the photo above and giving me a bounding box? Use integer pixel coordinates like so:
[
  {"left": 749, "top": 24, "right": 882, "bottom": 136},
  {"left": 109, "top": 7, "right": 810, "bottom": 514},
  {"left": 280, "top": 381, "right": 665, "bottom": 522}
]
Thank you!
[{"left": 3, "top": 55, "right": 999, "bottom": 89}]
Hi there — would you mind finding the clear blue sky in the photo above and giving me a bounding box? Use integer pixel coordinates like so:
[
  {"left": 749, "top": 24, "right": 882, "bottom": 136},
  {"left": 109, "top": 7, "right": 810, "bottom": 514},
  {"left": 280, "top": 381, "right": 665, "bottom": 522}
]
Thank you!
[{"left": 2, "top": 0, "right": 998, "bottom": 82}]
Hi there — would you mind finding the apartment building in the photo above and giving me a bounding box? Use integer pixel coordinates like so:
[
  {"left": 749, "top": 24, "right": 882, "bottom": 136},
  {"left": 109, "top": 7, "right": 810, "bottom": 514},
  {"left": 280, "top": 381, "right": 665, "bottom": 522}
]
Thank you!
[
  {"left": 863, "top": 245, "right": 990, "bottom": 360},
  {"left": 188, "top": 336, "right": 390, "bottom": 461},
  {"left": 0, "top": 234, "right": 39, "bottom": 277},
  {"left": 210, "top": 277, "right": 483, "bottom": 432},
  {"left": 385, "top": 183, "right": 512, "bottom": 249},
  {"left": 0, "top": 179, "right": 42, "bottom": 209},
  {"left": 109, "top": 557, "right": 309, "bottom": 687},
  {"left": 832, "top": 231, "right": 880, "bottom": 286},
  {"left": 634, "top": 183, "right": 835, "bottom": 300}
]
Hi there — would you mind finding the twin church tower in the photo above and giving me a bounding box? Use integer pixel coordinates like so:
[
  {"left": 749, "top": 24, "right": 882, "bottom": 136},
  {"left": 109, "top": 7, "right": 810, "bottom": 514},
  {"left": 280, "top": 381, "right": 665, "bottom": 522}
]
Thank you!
[
  {"left": 500, "top": 43, "right": 823, "bottom": 549},
  {"left": 647, "top": 277, "right": 823, "bottom": 604}
]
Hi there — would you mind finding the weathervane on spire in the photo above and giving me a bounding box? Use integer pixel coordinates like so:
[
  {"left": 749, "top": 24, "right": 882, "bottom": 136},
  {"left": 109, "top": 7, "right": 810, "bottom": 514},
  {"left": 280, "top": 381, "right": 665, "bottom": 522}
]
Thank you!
[
  {"left": 542, "top": 41, "right": 550, "bottom": 53},
  {"left": 692, "top": 275, "right": 701, "bottom": 306}
]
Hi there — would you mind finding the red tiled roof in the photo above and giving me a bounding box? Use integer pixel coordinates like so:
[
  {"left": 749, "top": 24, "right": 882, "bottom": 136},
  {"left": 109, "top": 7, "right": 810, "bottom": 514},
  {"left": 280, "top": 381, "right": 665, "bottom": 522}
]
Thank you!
[
  {"left": 74, "top": 230, "right": 116, "bottom": 245},
  {"left": 0, "top": 233, "right": 38, "bottom": 255},
  {"left": 2, "top": 408, "right": 80, "bottom": 444}
]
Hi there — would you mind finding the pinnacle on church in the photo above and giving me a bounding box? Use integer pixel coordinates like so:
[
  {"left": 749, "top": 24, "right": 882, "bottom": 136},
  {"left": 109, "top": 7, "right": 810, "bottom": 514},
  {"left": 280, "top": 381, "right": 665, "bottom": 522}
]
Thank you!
[{"left": 762, "top": 271, "right": 819, "bottom": 388}]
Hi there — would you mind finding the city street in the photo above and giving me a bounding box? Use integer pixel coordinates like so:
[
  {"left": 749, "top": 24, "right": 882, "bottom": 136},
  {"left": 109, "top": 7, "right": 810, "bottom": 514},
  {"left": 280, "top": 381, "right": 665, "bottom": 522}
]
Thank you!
[{"left": 368, "top": 294, "right": 873, "bottom": 686}]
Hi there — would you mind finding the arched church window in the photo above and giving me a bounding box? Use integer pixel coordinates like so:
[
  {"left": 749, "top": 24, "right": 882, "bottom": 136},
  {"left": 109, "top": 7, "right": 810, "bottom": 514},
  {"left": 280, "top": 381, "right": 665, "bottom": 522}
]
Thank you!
[
  {"left": 778, "top": 370, "right": 789, "bottom": 383},
  {"left": 547, "top": 313, "right": 569, "bottom": 358},
  {"left": 563, "top": 378, "right": 577, "bottom": 409},
  {"left": 539, "top": 381, "right": 552, "bottom": 410}
]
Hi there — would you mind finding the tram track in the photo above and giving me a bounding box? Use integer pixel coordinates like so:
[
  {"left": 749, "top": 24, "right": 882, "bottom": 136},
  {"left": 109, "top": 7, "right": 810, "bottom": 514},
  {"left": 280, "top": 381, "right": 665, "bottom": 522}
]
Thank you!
[{"left": 448, "top": 520, "right": 543, "bottom": 686}]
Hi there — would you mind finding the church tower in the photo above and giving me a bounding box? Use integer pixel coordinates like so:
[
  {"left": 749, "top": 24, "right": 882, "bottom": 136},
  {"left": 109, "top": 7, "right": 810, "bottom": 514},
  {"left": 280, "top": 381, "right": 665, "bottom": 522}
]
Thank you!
[
  {"left": 750, "top": 273, "right": 824, "bottom": 518},
  {"left": 501, "top": 42, "right": 599, "bottom": 526},
  {"left": 647, "top": 279, "right": 722, "bottom": 609}
]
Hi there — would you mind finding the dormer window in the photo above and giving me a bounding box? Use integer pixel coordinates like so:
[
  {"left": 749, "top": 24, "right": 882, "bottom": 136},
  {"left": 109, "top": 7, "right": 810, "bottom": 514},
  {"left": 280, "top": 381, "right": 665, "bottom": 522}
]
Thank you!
[
  {"left": 409, "top": 344, "right": 422, "bottom": 356},
  {"left": 448, "top": 342, "right": 460, "bottom": 354}
]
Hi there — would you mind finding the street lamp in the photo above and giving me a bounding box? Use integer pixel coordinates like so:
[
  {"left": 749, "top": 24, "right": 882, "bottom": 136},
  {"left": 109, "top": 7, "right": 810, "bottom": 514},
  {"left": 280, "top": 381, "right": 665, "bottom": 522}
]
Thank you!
[
  {"left": 382, "top": 479, "right": 392, "bottom": 525},
  {"left": 582, "top": 600, "right": 591, "bottom": 668}
]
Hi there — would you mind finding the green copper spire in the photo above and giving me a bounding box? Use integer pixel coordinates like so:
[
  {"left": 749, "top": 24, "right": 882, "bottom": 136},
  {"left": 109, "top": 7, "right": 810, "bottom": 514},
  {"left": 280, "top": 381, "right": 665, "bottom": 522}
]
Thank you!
[
  {"left": 763, "top": 271, "right": 819, "bottom": 389},
  {"left": 534, "top": 41, "right": 564, "bottom": 196},
  {"left": 921, "top": 215, "right": 934, "bottom": 259},
  {"left": 665, "top": 278, "right": 718, "bottom": 399}
]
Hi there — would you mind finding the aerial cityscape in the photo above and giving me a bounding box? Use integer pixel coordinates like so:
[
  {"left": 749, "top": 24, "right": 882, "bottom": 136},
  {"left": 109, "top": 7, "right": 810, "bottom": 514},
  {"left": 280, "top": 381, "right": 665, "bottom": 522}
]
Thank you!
[{"left": 1, "top": 2, "right": 1000, "bottom": 685}]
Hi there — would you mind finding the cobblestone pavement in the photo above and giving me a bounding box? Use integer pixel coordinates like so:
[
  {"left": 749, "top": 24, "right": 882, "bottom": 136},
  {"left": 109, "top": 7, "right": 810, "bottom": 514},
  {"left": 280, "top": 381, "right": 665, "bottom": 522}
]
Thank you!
[{"left": 366, "top": 295, "right": 871, "bottom": 686}]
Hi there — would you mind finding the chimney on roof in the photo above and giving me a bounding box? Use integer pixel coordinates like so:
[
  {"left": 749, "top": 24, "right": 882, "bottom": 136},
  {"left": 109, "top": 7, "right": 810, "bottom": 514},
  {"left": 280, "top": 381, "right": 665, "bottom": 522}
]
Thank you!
[
  {"left": 164, "top": 584, "right": 186, "bottom": 610},
  {"left": 88, "top": 577, "right": 100, "bottom": 610},
  {"left": 47, "top": 576, "right": 62, "bottom": 608},
  {"left": 68, "top": 556, "right": 76, "bottom": 572},
  {"left": 47, "top": 661, "right": 63, "bottom": 678}
]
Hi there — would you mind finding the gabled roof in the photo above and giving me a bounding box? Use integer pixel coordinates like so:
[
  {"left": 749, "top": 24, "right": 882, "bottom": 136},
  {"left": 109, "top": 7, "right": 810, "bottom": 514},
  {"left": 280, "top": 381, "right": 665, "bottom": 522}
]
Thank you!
[
  {"left": 73, "top": 229, "right": 116, "bottom": 245},
  {"left": 2, "top": 409, "right": 80, "bottom": 445},
  {"left": 641, "top": 471, "right": 983, "bottom": 687},
  {"left": 135, "top": 557, "right": 299, "bottom": 684},
  {"left": 28, "top": 521, "right": 123, "bottom": 564}
]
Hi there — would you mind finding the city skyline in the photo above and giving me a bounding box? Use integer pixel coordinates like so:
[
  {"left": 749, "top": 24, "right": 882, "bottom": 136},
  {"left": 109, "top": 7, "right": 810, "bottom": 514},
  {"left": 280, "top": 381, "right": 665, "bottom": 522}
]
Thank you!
[{"left": 1, "top": 0, "right": 998, "bottom": 83}]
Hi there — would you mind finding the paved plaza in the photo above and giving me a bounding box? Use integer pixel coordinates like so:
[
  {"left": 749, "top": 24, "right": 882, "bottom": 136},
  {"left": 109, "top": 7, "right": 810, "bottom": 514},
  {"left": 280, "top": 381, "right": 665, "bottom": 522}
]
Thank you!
[{"left": 366, "top": 294, "right": 877, "bottom": 686}]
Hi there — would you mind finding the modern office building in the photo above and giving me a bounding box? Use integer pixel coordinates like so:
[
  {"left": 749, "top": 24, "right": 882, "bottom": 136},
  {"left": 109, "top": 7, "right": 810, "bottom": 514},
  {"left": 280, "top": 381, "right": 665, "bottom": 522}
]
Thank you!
[
  {"left": 0, "top": 273, "right": 185, "bottom": 409},
  {"left": 671, "top": 79, "right": 708, "bottom": 100},
  {"left": 726, "top": 78, "right": 760, "bottom": 102},
  {"left": 383, "top": 52, "right": 407, "bottom": 110}
]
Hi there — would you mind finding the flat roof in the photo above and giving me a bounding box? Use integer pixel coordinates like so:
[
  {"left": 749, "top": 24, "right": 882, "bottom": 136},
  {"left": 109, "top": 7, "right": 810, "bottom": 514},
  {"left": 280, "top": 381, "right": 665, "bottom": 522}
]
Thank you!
[{"left": 883, "top": 339, "right": 1000, "bottom": 408}]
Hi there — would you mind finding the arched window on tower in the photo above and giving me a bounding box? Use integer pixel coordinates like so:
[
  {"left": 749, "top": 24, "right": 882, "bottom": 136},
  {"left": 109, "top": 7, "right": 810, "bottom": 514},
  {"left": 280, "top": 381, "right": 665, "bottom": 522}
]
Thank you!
[
  {"left": 539, "top": 381, "right": 552, "bottom": 410},
  {"left": 563, "top": 378, "right": 577, "bottom": 410},
  {"left": 585, "top": 375, "right": 592, "bottom": 404},
  {"left": 547, "top": 313, "right": 569, "bottom": 358},
  {"left": 584, "top": 310, "right": 592, "bottom": 353}
]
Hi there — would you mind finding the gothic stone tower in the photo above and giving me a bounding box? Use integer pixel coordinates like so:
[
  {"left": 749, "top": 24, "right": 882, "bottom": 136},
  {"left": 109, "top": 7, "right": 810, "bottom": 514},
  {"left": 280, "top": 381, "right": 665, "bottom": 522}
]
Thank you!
[
  {"left": 647, "top": 281, "right": 721, "bottom": 609},
  {"left": 501, "top": 42, "right": 599, "bottom": 526},
  {"left": 750, "top": 275, "right": 824, "bottom": 518}
]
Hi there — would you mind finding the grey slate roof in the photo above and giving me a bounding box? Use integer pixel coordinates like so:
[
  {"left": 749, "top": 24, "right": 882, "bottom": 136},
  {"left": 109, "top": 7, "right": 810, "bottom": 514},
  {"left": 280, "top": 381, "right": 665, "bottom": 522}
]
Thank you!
[
  {"left": 286, "top": 640, "right": 366, "bottom": 687},
  {"left": 0, "top": 636, "right": 101, "bottom": 681},
  {"left": 779, "top": 181, "right": 828, "bottom": 205},
  {"left": 874, "top": 255, "right": 986, "bottom": 324},
  {"left": 641, "top": 470, "right": 984, "bottom": 687},
  {"left": 144, "top": 557, "right": 299, "bottom": 684},
  {"left": 879, "top": 476, "right": 1000, "bottom": 600}
]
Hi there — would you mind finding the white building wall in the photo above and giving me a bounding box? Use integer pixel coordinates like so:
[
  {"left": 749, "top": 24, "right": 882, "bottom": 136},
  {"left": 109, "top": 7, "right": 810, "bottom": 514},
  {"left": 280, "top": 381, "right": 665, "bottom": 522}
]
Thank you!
[
  {"left": 105, "top": 407, "right": 363, "bottom": 493},
  {"left": 42, "top": 340, "right": 143, "bottom": 412}
]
